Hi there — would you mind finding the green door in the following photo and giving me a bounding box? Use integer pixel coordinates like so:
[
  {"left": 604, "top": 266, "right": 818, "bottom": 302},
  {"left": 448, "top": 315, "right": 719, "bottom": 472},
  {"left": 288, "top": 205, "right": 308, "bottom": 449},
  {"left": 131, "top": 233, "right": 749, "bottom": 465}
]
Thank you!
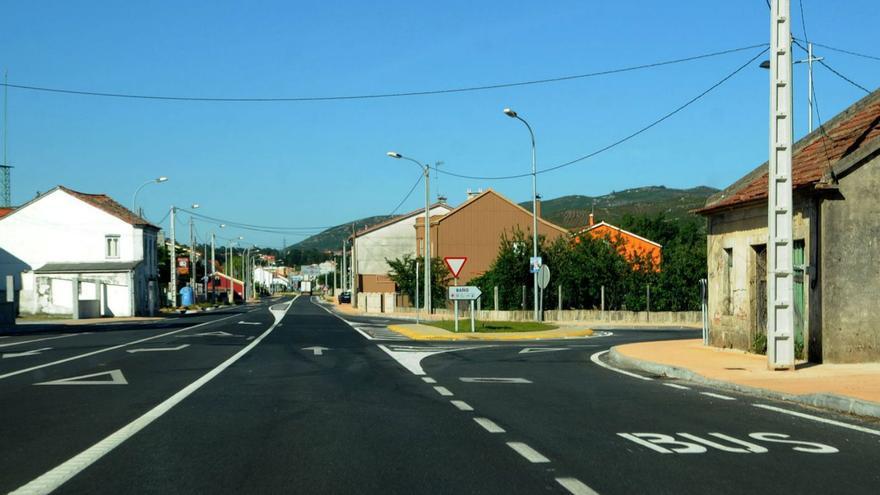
[{"left": 793, "top": 240, "right": 805, "bottom": 359}]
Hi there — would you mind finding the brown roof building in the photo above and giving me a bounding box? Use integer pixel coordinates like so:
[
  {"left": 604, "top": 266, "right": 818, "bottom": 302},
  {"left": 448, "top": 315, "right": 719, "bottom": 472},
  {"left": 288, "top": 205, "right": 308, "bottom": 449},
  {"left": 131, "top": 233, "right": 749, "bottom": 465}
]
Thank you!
[
  {"left": 415, "top": 189, "right": 569, "bottom": 284},
  {"left": 697, "top": 87, "right": 880, "bottom": 363}
]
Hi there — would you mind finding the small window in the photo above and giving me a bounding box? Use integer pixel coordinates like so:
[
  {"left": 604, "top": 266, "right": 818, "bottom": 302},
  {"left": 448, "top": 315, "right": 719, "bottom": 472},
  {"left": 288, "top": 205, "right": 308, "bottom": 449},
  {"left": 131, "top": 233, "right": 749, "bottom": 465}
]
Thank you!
[{"left": 106, "top": 235, "right": 120, "bottom": 258}]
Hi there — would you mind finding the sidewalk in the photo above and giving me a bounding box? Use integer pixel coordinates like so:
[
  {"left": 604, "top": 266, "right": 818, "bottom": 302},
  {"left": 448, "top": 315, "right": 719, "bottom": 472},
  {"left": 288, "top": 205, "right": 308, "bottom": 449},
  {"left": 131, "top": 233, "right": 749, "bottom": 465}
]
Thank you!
[
  {"left": 610, "top": 338, "right": 880, "bottom": 419},
  {"left": 387, "top": 323, "right": 594, "bottom": 341}
]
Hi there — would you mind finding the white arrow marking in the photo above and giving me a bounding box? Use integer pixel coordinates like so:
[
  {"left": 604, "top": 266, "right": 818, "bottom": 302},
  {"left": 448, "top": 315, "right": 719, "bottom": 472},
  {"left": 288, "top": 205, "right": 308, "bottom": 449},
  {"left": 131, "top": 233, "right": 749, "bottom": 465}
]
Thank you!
[
  {"left": 36, "top": 369, "right": 128, "bottom": 386},
  {"left": 181, "top": 331, "right": 243, "bottom": 338},
  {"left": 126, "top": 344, "right": 190, "bottom": 354},
  {"left": 2, "top": 347, "right": 52, "bottom": 359},
  {"left": 518, "top": 347, "right": 569, "bottom": 354},
  {"left": 303, "top": 346, "right": 329, "bottom": 356},
  {"left": 0, "top": 334, "right": 77, "bottom": 348},
  {"left": 237, "top": 321, "right": 261, "bottom": 325},
  {"left": 459, "top": 377, "right": 532, "bottom": 384}
]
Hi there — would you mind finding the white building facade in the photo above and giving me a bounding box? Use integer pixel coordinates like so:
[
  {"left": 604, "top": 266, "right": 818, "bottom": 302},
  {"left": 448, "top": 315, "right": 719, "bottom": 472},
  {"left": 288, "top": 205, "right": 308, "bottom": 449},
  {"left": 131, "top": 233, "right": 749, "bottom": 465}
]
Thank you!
[{"left": 0, "top": 186, "right": 160, "bottom": 317}]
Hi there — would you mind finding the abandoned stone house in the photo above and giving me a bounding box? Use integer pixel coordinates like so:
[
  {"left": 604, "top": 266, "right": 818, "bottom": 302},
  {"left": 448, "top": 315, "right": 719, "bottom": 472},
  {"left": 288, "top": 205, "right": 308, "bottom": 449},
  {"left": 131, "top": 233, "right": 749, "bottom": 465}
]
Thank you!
[{"left": 697, "top": 87, "right": 880, "bottom": 364}]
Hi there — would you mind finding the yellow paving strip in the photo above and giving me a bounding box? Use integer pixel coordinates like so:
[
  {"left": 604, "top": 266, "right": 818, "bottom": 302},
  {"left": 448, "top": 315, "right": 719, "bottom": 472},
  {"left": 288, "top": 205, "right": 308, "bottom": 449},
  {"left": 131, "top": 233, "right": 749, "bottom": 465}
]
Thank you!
[{"left": 387, "top": 324, "right": 593, "bottom": 341}]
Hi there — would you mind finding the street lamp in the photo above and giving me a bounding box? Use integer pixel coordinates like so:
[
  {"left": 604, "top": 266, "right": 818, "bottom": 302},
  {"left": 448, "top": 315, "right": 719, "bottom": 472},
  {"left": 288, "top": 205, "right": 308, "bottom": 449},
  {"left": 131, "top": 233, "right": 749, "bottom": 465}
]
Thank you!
[
  {"left": 387, "top": 151, "right": 432, "bottom": 314},
  {"left": 503, "top": 107, "right": 540, "bottom": 321},
  {"left": 132, "top": 176, "right": 168, "bottom": 216},
  {"left": 168, "top": 201, "right": 197, "bottom": 307}
]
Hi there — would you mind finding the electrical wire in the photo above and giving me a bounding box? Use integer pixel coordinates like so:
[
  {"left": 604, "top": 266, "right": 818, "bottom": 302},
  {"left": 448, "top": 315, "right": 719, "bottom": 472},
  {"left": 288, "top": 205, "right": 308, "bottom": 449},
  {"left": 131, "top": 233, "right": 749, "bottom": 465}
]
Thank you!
[
  {"left": 176, "top": 208, "right": 333, "bottom": 232},
  {"left": 388, "top": 173, "right": 424, "bottom": 217},
  {"left": 434, "top": 46, "right": 770, "bottom": 181},
  {"left": 805, "top": 41, "right": 880, "bottom": 63},
  {"left": 815, "top": 59, "right": 871, "bottom": 94},
  {"left": 0, "top": 44, "right": 768, "bottom": 103}
]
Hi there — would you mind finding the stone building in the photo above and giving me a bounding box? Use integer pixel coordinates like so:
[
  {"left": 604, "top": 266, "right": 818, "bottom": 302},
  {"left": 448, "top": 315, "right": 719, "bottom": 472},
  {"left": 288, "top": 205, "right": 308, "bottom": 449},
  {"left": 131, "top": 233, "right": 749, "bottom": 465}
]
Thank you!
[{"left": 697, "top": 88, "right": 880, "bottom": 363}]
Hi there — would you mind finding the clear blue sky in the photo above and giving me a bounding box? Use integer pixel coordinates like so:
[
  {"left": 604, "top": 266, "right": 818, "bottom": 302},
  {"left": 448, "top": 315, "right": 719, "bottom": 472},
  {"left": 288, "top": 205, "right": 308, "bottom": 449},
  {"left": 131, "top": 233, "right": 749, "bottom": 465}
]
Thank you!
[{"left": 2, "top": 1, "right": 877, "bottom": 247}]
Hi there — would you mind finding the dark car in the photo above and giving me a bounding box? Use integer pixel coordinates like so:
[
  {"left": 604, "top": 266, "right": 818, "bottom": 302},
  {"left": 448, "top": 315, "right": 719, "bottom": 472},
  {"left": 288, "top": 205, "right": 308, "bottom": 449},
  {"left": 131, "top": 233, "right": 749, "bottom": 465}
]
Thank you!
[{"left": 337, "top": 291, "right": 352, "bottom": 304}]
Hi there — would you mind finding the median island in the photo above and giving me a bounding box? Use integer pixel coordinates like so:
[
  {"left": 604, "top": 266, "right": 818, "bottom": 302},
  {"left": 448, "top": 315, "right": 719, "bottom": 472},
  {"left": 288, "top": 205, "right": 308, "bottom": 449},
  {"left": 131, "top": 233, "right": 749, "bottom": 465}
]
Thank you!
[
  {"left": 386, "top": 320, "right": 594, "bottom": 341},
  {"left": 425, "top": 320, "right": 555, "bottom": 333}
]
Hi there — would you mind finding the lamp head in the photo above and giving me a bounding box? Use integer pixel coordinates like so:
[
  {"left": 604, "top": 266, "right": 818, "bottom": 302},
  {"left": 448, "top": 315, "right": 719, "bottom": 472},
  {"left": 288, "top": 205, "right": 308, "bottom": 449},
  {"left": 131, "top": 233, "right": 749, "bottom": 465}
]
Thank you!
[
  {"left": 759, "top": 60, "right": 771, "bottom": 69},
  {"left": 191, "top": 203, "right": 200, "bottom": 209},
  {"left": 386, "top": 151, "right": 402, "bottom": 159},
  {"left": 503, "top": 108, "right": 517, "bottom": 118},
  {"left": 156, "top": 176, "right": 168, "bottom": 183}
]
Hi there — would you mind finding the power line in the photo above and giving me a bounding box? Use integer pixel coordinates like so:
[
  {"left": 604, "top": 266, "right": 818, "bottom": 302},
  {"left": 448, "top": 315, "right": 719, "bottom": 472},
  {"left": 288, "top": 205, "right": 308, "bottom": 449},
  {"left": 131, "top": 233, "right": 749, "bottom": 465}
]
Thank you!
[
  {"left": 0, "top": 44, "right": 768, "bottom": 103},
  {"left": 816, "top": 59, "right": 871, "bottom": 94},
  {"left": 388, "top": 173, "right": 424, "bottom": 217},
  {"left": 434, "top": 46, "right": 770, "bottom": 181},
  {"left": 806, "top": 41, "right": 880, "bottom": 62},
  {"left": 177, "top": 208, "right": 333, "bottom": 232}
]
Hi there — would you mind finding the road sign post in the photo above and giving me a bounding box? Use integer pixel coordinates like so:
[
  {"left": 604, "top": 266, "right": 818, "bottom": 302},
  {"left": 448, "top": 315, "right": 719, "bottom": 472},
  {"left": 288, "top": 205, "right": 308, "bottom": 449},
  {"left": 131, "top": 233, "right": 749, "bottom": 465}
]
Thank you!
[
  {"left": 537, "top": 265, "right": 550, "bottom": 322},
  {"left": 444, "top": 258, "right": 468, "bottom": 333},
  {"left": 448, "top": 285, "right": 482, "bottom": 333}
]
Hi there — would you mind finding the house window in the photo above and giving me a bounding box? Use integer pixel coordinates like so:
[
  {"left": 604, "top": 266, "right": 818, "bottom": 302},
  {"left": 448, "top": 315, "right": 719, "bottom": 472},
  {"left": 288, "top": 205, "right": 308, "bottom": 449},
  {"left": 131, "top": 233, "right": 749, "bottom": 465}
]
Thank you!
[
  {"left": 723, "top": 247, "right": 734, "bottom": 315},
  {"left": 106, "top": 235, "right": 120, "bottom": 259}
]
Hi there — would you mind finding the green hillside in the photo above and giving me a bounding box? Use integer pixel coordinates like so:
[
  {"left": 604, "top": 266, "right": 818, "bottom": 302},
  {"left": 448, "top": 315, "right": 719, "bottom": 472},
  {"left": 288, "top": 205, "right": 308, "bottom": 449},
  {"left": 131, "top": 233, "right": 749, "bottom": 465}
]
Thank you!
[
  {"left": 292, "top": 215, "right": 393, "bottom": 252},
  {"left": 521, "top": 185, "right": 718, "bottom": 229}
]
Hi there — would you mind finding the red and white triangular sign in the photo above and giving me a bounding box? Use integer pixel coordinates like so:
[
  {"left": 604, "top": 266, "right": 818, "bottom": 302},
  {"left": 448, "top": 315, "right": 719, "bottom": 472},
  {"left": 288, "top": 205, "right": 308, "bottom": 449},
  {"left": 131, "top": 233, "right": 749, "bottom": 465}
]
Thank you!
[{"left": 444, "top": 257, "right": 467, "bottom": 278}]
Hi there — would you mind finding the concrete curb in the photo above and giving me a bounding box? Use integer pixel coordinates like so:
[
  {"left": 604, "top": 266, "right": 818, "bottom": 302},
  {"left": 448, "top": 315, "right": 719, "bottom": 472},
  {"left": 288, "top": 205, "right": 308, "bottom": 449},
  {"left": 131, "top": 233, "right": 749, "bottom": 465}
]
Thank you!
[
  {"left": 608, "top": 347, "right": 880, "bottom": 420},
  {"left": 387, "top": 324, "right": 594, "bottom": 341}
]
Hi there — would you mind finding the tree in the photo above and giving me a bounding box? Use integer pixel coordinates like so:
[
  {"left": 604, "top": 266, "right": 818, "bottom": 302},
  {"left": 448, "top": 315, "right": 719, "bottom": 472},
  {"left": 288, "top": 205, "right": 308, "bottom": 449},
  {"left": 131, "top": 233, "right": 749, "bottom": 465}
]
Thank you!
[
  {"left": 471, "top": 228, "right": 555, "bottom": 311},
  {"left": 386, "top": 255, "right": 450, "bottom": 309}
]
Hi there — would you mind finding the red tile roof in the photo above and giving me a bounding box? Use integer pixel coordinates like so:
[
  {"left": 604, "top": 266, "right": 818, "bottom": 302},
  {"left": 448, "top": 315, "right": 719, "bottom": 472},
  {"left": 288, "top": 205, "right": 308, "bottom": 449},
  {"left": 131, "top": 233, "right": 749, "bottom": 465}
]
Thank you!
[
  {"left": 59, "top": 186, "right": 159, "bottom": 229},
  {"left": 0, "top": 207, "right": 14, "bottom": 219},
  {"left": 698, "top": 87, "right": 880, "bottom": 214}
]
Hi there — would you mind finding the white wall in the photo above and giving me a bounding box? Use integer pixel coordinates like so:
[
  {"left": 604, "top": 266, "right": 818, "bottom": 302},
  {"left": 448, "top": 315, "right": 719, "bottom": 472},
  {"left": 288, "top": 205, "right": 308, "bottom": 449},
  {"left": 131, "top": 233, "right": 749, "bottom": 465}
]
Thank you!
[{"left": 355, "top": 205, "right": 451, "bottom": 276}]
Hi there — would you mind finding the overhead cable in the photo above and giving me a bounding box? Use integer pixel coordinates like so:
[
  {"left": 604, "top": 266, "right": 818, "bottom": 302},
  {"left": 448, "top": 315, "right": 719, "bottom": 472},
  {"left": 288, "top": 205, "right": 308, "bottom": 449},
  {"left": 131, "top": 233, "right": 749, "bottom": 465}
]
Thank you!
[
  {"left": 388, "top": 173, "right": 424, "bottom": 217},
  {"left": 0, "top": 44, "right": 767, "bottom": 103}
]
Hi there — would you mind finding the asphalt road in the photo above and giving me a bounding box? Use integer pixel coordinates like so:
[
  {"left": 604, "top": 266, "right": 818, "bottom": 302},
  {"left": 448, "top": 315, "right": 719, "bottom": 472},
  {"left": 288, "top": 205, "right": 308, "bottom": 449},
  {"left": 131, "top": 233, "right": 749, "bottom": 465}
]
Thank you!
[{"left": 1, "top": 296, "right": 878, "bottom": 494}]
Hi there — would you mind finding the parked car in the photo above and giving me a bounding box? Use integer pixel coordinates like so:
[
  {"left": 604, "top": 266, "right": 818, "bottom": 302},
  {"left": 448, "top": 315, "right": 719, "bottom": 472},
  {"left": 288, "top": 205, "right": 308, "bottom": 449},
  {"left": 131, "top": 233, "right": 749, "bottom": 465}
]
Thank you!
[{"left": 338, "top": 291, "right": 352, "bottom": 304}]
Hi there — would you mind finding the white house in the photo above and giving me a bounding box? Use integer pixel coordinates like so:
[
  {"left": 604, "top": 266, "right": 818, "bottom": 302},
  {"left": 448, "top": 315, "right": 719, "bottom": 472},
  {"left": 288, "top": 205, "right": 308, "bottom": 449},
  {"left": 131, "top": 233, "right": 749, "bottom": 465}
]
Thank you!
[
  {"left": 0, "top": 186, "right": 160, "bottom": 317},
  {"left": 352, "top": 203, "right": 452, "bottom": 293}
]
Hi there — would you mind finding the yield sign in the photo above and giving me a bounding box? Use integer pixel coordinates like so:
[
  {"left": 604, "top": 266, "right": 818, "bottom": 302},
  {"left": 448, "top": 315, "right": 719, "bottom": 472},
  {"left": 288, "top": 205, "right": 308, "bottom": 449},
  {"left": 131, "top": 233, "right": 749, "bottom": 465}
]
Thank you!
[{"left": 444, "top": 257, "right": 467, "bottom": 278}]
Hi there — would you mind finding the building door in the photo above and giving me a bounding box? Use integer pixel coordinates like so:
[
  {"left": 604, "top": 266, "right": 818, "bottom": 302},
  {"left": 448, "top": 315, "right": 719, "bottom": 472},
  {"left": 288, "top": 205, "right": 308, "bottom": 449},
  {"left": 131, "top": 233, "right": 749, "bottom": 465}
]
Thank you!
[
  {"left": 753, "top": 245, "right": 767, "bottom": 339},
  {"left": 793, "top": 240, "right": 806, "bottom": 359}
]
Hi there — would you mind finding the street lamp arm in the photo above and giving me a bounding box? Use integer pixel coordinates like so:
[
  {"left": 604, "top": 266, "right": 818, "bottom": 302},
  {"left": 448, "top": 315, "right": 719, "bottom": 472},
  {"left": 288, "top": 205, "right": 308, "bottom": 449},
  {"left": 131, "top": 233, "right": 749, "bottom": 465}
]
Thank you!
[{"left": 132, "top": 179, "right": 155, "bottom": 213}]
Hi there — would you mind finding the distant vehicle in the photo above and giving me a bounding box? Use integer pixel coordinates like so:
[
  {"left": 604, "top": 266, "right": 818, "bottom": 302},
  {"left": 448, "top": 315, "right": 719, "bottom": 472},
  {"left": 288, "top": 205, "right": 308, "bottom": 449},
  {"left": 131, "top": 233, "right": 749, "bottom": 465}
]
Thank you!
[
  {"left": 300, "top": 280, "right": 312, "bottom": 294},
  {"left": 338, "top": 291, "right": 351, "bottom": 304}
]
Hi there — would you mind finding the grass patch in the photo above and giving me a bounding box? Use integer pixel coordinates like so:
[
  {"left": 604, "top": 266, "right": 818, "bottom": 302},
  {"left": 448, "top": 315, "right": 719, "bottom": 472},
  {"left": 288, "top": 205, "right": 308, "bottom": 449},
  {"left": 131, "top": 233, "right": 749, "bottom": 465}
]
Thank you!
[{"left": 426, "top": 320, "right": 555, "bottom": 333}]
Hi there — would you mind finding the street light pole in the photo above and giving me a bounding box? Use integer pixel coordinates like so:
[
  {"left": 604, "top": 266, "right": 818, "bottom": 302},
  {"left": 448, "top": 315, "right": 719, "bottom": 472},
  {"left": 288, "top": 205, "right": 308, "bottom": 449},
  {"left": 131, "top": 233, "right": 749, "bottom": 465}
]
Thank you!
[
  {"left": 504, "top": 108, "right": 540, "bottom": 321},
  {"left": 387, "top": 151, "right": 432, "bottom": 314},
  {"left": 132, "top": 176, "right": 168, "bottom": 217},
  {"left": 170, "top": 206, "right": 177, "bottom": 307}
]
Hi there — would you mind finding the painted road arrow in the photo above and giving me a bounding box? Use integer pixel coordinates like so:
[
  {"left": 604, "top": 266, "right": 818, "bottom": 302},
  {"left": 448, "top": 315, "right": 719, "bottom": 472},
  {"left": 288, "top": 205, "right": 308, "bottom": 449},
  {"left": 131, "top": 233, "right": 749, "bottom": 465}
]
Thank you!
[
  {"left": 126, "top": 344, "right": 190, "bottom": 354},
  {"left": 518, "top": 347, "right": 569, "bottom": 354},
  {"left": 35, "top": 369, "right": 128, "bottom": 386},
  {"left": 303, "top": 346, "right": 330, "bottom": 356},
  {"left": 2, "top": 347, "right": 52, "bottom": 359}
]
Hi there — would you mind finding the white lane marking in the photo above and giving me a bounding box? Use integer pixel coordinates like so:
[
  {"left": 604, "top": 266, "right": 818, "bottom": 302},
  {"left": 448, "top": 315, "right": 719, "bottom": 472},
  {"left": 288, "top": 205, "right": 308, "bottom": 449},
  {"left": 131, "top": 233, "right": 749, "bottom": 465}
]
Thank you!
[
  {"left": 663, "top": 383, "right": 691, "bottom": 390},
  {"left": 519, "top": 347, "right": 569, "bottom": 354},
  {"left": 459, "top": 377, "right": 532, "bottom": 384},
  {"left": 0, "top": 334, "right": 78, "bottom": 348},
  {"left": 700, "top": 392, "right": 736, "bottom": 401},
  {"left": 589, "top": 350, "right": 652, "bottom": 381},
  {"left": 451, "top": 400, "right": 473, "bottom": 411},
  {"left": 377, "top": 344, "right": 489, "bottom": 376},
  {"left": 422, "top": 377, "right": 437, "bottom": 384},
  {"left": 126, "top": 344, "right": 190, "bottom": 354},
  {"left": 506, "top": 442, "right": 550, "bottom": 463},
  {"left": 237, "top": 321, "right": 261, "bottom": 325},
  {"left": 474, "top": 417, "right": 505, "bottom": 433},
  {"left": 753, "top": 404, "right": 880, "bottom": 437},
  {"left": 556, "top": 477, "right": 600, "bottom": 495},
  {"left": 0, "top": 312, "right": 241, "bottom": 381},
  {"left": 310, "top": 301, "right": 375, "bottom": 340},
  {"left": 434, "top": 386, "right": 454, "bottom": 397},
  {"left": 11, "top": 297, "right": 296, "bottom": 495},
  {"left": 3, "top": 347, "right": 52, "bottom": 359},
  {"left": 181, "top": 331, "right": 244, "bottom": 338},
  {"left": 35, "top": 369, "right": 128, "bottom": 386},
  {"left": 302, "top": 346, "right": 329, "bottom": 356}
]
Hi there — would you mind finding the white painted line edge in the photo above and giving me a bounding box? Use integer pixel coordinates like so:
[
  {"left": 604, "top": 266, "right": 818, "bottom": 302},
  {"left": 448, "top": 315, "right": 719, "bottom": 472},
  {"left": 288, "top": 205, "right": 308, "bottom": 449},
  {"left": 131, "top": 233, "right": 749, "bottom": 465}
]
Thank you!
[
  {"left": 450, "top": 400, "right": 473, "bottom": 411},
  {"left": 700, "top": 392, "right": 736, "bottom": 401},
  {"left": 589, "top": 350, "right": 652, "bottom": 381},
  {"left": 663, "top": 383, "right": 691, "bottom": 390},
  {"left": 311, "top": 301, "right": 376, "bottom": 340},
  {"left": 0, "top": 333, "right": 78, "bottom": 349},
  {"left": 556, "top": 477, "right": 600, "bottom": 495},
  {"left": 753, "top": 403, "right": 880, "bottom": 437},
  {"left": 9, "top": 296, "right": 296, "bottom": 495},
  {"left": 506, "top": 442, "right": 550, "bottom": 463},
  {"left": 422, "top": 377, "right": 437, "bottom": 384},
  {"left": 474, "top": 417, "right": 505, "bottom": 433},
  {"left": 434, "top": 386, "right": 454, "bottom": 397}
]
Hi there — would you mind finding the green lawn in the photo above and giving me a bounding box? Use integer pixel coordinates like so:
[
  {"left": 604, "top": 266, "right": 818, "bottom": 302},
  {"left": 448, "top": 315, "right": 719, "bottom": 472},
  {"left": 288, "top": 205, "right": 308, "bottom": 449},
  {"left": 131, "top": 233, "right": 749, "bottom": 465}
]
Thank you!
[{"left": 426, "top": 320, "right": 555, "bottom": 333}]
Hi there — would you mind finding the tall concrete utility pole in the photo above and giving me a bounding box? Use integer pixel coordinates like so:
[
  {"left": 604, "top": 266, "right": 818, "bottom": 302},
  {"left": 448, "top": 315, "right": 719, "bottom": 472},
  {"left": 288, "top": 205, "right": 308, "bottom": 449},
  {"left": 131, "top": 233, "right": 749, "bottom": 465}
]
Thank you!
[
  {"left": 190, "top": 216, "right": 196, "bottom": 300},
  {"left": 1, "top": 70, "right": 11, "bottom": 207},
  {"left": 767, "top": 0, "right": 795, "bottom": 369},
  {"left": 169, "top": 206, "right": 177, "bottom": 307},
  {"left": 342, "top": 240, "right": 347, "bottom": 291}
]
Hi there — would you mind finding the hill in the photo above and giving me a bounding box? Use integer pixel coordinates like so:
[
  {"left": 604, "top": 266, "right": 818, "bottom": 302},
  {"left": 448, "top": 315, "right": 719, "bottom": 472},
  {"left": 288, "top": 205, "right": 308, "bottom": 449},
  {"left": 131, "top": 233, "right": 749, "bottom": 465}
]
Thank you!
[
  {"left": 292, "top": 215, "right": 393, "bottom": 252},
  {"left": 520, "top": 185, "right": 718, "bottom": 229}
]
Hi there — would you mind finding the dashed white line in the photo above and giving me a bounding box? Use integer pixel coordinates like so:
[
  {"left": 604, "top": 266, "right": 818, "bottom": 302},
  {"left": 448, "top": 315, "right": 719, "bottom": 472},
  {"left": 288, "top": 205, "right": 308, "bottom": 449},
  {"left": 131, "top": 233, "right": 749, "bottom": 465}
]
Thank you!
[
  {"left": 0, "top": 334, "right": 78, "bottom": 349},
  {"left": 506, "top": 442, "right": 550, "bottom": 463},
  {"left": 700, "top": 392, "right": 736, "bottom": 401},
  {"left": 422, "top": 377, "right": 437, "bottom": 384},
  {"left": 434, "top": 386, "right": 454, "bottom": 397},
  {"left": 451, "top": 400, "right": 473, "bottom": 411},
  {"left": 474, "top": 417, "right": 506, "bottom": 433},
  {"left": 589, "top": 350, "right": 652, "bottom": 381},
  {"left": 663, "top": 383, "right": 691, "bottom": 390},
  {"left": 556, "top": 477, "right": 600, "bottom": 495},
  {"left": 754, "top": 404, "right": 880, "bottom": 437}
]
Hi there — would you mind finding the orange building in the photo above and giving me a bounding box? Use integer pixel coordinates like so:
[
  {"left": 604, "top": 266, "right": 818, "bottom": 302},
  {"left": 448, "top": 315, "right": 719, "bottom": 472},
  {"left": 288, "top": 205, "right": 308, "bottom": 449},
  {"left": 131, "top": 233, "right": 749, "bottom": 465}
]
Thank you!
[
  {"left": 414, "top": 189, "right": 569, "bottom": 284},
  {"left": 571, "top": 213, "right": 662, "bottom": 269}
]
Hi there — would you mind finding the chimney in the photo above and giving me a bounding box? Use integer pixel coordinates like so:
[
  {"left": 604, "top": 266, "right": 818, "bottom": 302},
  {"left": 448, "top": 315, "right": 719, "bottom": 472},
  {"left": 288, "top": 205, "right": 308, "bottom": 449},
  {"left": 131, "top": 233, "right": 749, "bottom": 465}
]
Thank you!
[
  {"left": 535, "top": 194, "right": 542, "bottom": 218},
  {"left": 589, "top": 212, "right": 594, "bottom": 227},
  {"left": 466, "top": 188, "right": 480, "bottom": 200}
]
